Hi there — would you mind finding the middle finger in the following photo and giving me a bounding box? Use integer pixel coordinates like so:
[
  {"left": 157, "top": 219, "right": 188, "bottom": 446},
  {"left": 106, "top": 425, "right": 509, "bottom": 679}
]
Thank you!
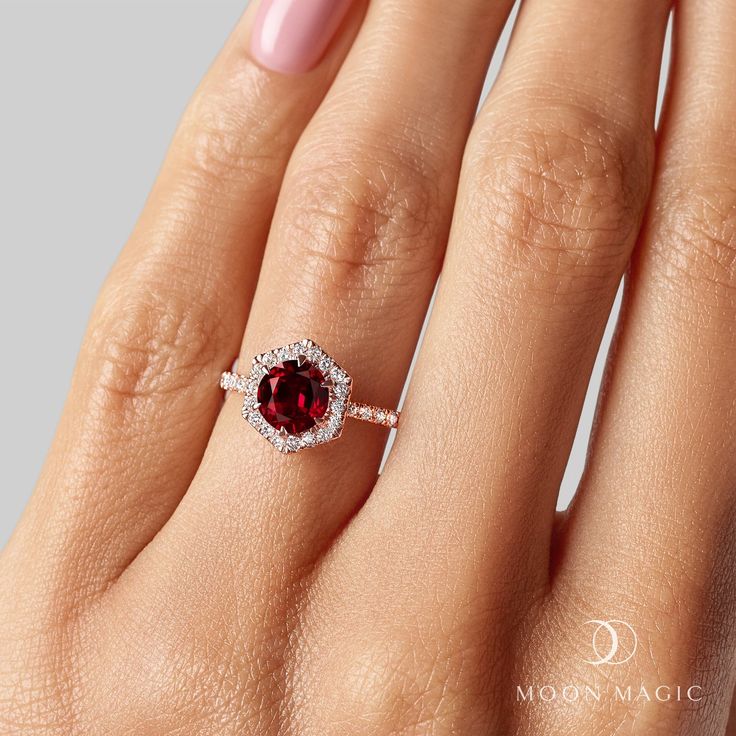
[{"left": 369, "top": 0, "right": 671, "bottom": 614}]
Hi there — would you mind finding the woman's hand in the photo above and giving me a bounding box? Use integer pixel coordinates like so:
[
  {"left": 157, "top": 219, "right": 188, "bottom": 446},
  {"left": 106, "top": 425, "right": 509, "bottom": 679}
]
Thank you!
[{"left": 2, "top": 0, "right": 735, "bottom": 733}]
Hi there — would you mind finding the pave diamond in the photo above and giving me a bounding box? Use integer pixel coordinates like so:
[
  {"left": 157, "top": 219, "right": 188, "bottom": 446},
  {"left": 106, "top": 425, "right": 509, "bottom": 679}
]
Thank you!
[
  {"left": 286, "top": 435, "right": 302, "bottom": 452},
  {"left": 333, "top": 383, "right": 349, "bottom": 398}
]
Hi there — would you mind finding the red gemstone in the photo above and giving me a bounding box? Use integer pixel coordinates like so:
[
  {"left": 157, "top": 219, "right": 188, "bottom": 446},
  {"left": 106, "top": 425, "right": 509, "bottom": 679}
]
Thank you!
[{"left": 257, "top": 359, "right": 329, "bottom": 434}]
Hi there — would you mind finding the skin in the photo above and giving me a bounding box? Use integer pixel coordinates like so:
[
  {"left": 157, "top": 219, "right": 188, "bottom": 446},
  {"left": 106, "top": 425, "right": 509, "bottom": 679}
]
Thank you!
[{"left": 1, "top": 0, "right": 735, "bottom": 733}]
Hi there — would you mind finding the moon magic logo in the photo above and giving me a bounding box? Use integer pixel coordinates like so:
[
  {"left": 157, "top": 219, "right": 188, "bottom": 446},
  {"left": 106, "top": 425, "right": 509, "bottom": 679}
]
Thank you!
[
  {"left": 583, "top": 619, "right": 638, "bottom": 666},
  {"left": 514, "top": 618, "right": 703, "bottom": 704}
]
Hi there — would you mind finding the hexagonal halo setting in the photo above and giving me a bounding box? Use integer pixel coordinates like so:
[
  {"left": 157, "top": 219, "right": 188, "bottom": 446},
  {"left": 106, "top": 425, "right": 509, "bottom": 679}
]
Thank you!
[{"left": 240, "top": 338, "right": 352, "bottom": 454}]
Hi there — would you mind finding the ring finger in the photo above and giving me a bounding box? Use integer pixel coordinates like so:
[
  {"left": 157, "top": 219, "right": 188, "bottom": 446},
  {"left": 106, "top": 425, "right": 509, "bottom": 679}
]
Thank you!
[
  {"left": 9, "top": 0, "right": 365, "bottom": 602},
  {"left": 120, "top": 0, "right": 518, "bottom": 715},
  {"left": 171, "top": 0, "right": 518, "bottom": 553}
]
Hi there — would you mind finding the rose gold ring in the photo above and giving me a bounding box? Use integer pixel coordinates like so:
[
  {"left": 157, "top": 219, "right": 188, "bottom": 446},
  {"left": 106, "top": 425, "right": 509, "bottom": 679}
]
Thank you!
[{"left": 220, "top": 338, "right": 400, "bottom": 454}]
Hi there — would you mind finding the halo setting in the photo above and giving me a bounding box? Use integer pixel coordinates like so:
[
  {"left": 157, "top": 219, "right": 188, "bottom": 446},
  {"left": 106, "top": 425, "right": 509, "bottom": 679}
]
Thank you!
[{"left": 220, "top": 339, "right": 399, "bottom": 454}]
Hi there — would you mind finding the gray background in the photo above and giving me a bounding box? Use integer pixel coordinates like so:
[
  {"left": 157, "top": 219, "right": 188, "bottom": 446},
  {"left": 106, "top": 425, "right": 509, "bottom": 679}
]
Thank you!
[{"left": 0, "top": 1, "right": 671, "bottom": 547}]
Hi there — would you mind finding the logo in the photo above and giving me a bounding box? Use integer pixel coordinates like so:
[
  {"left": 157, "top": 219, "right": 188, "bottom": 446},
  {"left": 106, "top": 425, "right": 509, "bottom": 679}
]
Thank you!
[
  {"left": 514, "top": 618, "right": 702, "bottom": 704},
  {"left": 583, "top": 619, "right": 637, "bottom": 665}
]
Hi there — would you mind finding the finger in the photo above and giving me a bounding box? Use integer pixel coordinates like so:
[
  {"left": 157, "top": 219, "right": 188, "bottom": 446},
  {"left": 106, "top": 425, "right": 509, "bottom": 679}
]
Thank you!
[
  {"left": 166, "top": 0, "right": 517, "bottom": 554},
  {"left": 9, "top": 1, "right": 365, "bottom": 601},
  {"left": 118, "top": 0, "right": 517, "bottom": 721},
  {"left": 160, "top": 0, "right": 515, "bottom": 554},
  {"left": 280, "top": 0, "right": 674, "bottom": 730},
  {"left": 375, "top": 0, "right": 670, "bottom": 584},
  {"left": 560, "top": 0, "right": 736, "bottom": 727}
]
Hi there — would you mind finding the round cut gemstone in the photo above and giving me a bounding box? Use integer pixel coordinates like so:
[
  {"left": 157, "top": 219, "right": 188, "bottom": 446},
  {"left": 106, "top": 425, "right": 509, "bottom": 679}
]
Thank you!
[{"left": 257, "top": 359, "right": 329, "bottom": 434}]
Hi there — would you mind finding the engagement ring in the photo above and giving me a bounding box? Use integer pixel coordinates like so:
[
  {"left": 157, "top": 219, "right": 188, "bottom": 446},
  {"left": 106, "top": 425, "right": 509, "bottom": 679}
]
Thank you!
[{"left": 221, "top": 339, "right": 399, "bottom": 453}]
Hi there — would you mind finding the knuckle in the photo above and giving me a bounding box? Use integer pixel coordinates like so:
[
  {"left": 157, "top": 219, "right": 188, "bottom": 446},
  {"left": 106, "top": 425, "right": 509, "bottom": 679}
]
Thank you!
[
  {"left": 318, "top": 637, "right": 474, "bottom": 735},
  {"left": 300, "top": 595, "right": 506, "bottom": 736},
  {"left": 177, "top": 113, "right": 277, "bottom": 195},
  {"left": 174, "top": 73, "right": 287, "bottom": 197},
  {"left": 86, "top": 265, "right": 225, "bottom": 407},
  {"left": 653, "top": 179, "right": 736, "bottom": 299},
  {"left": 281, "top": 134, "right": 444, "bottom": 288},
  {"left": 466, "top": 103, "right": 652, "bottom": 288}
]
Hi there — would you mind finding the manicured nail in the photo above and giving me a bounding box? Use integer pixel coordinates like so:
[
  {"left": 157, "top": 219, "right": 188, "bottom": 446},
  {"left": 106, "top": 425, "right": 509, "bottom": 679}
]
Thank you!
[{"left": 250, "top": 0, "right": 353, "bottom": 74}]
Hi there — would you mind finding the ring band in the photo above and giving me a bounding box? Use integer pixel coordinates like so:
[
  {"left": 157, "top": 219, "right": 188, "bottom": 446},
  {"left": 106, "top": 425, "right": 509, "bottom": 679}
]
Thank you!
[{"left": 220, "top": 338, "right": 400, "bottom": 453}]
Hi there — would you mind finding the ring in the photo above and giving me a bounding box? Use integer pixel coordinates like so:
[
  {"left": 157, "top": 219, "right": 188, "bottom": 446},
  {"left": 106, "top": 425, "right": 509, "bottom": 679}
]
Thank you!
[{"left": 220, "top": 338, "right": 400, "bottom": 453}]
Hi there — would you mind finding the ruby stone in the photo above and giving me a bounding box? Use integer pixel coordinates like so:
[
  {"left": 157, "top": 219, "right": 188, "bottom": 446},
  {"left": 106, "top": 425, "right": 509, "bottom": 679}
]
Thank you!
[{"left": 257, "top": 359, "right": 329, "bottom": 434}]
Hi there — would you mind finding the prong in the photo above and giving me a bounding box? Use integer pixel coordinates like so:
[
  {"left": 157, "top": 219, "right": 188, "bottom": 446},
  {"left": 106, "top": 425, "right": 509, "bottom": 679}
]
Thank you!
[
  {"left": 320, "top": 377, "right": 334, "bottom": 388},
  {"left": 297, "top": 353, "right": 307, "bottom": 366},
  {"left": 251, "top": 402, "right": 261, "bottom": 409},
  {"left": 278, "top": 427, "right": 288, "bottom": 438}
]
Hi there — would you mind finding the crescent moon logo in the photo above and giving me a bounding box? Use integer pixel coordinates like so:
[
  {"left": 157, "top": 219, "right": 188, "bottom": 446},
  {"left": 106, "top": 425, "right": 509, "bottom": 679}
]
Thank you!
[{"left": 584, "top": 620, "right": 638, "bottom": 666}]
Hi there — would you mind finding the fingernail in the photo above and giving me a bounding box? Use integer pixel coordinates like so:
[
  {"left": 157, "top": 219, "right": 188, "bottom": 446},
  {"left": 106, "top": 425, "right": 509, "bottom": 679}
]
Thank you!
[{"left": 250, "top": 0, "right": 353, "bottom": 74}]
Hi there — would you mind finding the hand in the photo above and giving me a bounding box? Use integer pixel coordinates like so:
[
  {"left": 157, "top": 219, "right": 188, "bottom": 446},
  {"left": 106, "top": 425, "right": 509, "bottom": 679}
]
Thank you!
[{"left": 2, "top": 0, "right": 735, "bottom": 733}]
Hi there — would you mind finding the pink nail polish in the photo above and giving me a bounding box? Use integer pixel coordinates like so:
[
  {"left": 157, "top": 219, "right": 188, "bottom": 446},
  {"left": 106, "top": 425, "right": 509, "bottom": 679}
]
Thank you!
[{"left": 250, "top": 0, "right": 353, "bottom": 74}]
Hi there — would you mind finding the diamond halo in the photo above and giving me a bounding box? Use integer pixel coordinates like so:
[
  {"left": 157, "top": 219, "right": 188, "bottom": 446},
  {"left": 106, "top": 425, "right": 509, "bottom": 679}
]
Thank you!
[{"left": 220, "top": 338, "right": 399, "bottom": 454}]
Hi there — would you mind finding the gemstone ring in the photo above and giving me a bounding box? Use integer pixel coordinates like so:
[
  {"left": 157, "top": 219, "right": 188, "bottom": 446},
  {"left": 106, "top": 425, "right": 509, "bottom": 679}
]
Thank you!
[{"left": 220, "top": 339, "right": 400, "bottom": 454}]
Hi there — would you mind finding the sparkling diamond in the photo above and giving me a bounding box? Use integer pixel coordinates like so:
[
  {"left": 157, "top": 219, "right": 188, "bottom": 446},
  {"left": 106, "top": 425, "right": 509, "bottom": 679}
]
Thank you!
[{"left": 286, "top": 435, "right": 302, "bottom": 452}]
